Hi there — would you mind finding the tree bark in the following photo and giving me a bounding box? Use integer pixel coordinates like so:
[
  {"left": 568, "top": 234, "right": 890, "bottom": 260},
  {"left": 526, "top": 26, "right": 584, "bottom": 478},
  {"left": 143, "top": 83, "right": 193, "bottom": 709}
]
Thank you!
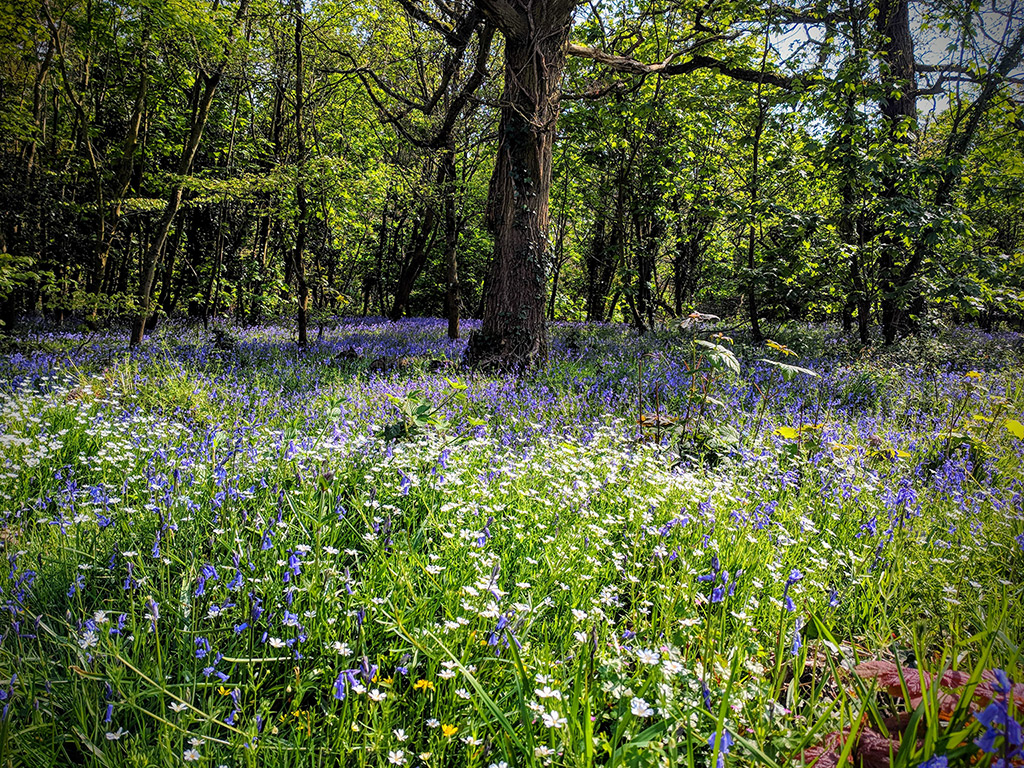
[
  {"left": 466, "top": 0, "right": 577, "bottom": 368},
  {"left": 390, "top": 161, "right": 440, "bottom": 320},
  {"left": 548, "top": 165, "right": 570, "bottom": 321},
  {"left": 745, "top": 32, "right": 772, "bottom": 345},
  {"left": 875, "top": 0, "right": 916, "bottom": 345},
  {"left": 633, "top": 206, "right": 662, "bottom": 333},
  {"left": 441, "top": 147, "right": 461, "bottom": 339},
  {"left": 92, "top": 36, "right": 149, "bottom": 315},
  {"left": 585, "top": 209, "right": 608, "bottom": 322},
  {"left": 672, "top": 193, "right": 711, "bottom": 315},
  {"left": 292, "top": 0, "right": 310, "bottom": 346},
  {"left": 22, "top": 41, "right": 54, "bottom": 180},
  {"left": 745, "top": 113, "right": 765, "bottom": 344},
  {"left": 835, "top": 91, "right": 871, "bottom": 345}
]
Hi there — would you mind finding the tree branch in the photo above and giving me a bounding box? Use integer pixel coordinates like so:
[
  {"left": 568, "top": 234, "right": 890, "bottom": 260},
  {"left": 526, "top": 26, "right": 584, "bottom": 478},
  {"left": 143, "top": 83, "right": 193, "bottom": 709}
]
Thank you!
[
  {"left": 772, "top": 5, "right": 851, "bottom": 24},
  {"left": 567, "top": 42, "right": 798, "bottom": 90},
  {"left": 394, "top": 0, "right": 462, "bottom": 46},
  {"left": 475, "top": 0, "right": 527, "bottom": 40}
]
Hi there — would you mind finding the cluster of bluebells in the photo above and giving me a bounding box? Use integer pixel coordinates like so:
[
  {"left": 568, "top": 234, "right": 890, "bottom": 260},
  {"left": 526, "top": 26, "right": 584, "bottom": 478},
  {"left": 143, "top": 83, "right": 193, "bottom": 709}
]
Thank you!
[
  {"left": 0, "top": 318, "right": 1021, "bottom": 766},
  {"left": 696, "top": 554, "right": 741, "bottom": 604},
  {"left": 975, "top": 670, "right": 1023, "bottom": 766}
]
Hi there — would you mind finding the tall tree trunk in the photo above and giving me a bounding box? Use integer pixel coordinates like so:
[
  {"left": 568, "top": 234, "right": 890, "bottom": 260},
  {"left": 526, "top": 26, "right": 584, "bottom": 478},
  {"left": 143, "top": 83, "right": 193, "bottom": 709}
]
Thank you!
[
  {"left": 837, "top": 91, "right": 870, "bottom": 345},
  {"left": 633, "top": 212, "right": 661, "bottom": 333},
  {"left": 129, "top": 0, "right": 249, "bottom": 346},
  {"left": 746, "top": 114, "right": 765, "bottom": 344},
  {"left": 745, "top": 33, "right": 771, "bottom": 345},
  {"left": 249, "top": 65, "right": 287, "bottom": 323},
  {"left": 22, "top": 42, "right": 53, "bottom": 180},
  {"left": 875, "top": 0, "right": 916, "bottom": 345},
  {"left": 390, "top": 168, "right": 439, "bottom": 321},
  {"left": 672, "top": 196, "right": 688, "bottom": 316},
  {"left": 129, "top": 77, "right": 213, "bottom": 345},
  {"left": 202, "top": 226, "right": 225, "bottom": 330},
  {"left": 292, "top": 0, "right": 309, "bottom": 346},
  {"left": 466, "top": 1, "right": 576, "bottom": 367},
  {"left": 249, "top": 211, "right": 271, "bottom": 321},
  {"left": 203, "top": 68, "right": 243, "bottom": 330},
  {"left": 366, "top": 190, "right": 392, "bottom": 317},
  {"left": 548, "top": 165, "right": 570, "bottom": 321},
  {"left": 155, "top": 224, "right": 181, "bottom": 318},
  {"left": 92, "top": 34, "right": 149, "bottom": 318},
  {"left": 673, "top": 194, "right": 710, "bottom": 315},
  {"left": 441, "top": 147, "right": 461, "bottom": 339},
  {"left": 585, "top": 211, "right": 608, "bottom": 322}
]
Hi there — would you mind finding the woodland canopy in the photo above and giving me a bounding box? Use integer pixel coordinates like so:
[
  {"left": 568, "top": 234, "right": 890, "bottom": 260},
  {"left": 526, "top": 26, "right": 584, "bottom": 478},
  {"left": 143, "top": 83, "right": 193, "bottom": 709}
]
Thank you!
[{"left": 1, "top": 0, "right": 1022, "bottom": 362}]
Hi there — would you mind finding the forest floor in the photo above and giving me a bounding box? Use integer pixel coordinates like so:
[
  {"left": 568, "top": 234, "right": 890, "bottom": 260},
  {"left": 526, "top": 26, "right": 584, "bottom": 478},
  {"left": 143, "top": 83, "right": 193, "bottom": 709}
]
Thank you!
[{"left": 0, "top": 317, "right": 1022, "bottom": 768}]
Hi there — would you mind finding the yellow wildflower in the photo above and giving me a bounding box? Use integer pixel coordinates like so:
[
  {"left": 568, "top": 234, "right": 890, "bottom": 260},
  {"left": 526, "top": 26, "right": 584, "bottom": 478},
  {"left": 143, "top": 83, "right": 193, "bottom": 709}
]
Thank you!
[
  {"left": 441, "top": 724, "right": 458, "bottom": 737},
  {"left": 413, "top": 679, "right": 435, "bottom": 691}
]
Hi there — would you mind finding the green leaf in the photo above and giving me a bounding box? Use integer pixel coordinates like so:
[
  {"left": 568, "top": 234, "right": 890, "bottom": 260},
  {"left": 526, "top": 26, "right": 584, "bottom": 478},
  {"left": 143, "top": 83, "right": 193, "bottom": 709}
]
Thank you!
[
  {"left": 759, "top": 358, "right": 819, "bottom": 382},
  {"left": 1004, "top": 419, "right": 1024, "bottom": 439},
  {"left": 695, "top": 339, "right": 740, "bottom": 375}
]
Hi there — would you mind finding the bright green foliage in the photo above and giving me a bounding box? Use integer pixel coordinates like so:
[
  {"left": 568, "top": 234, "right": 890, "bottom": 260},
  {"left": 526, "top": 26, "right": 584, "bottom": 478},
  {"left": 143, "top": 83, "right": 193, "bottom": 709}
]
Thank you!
[{"left": 1, "top": 0, "right": 1021, "bottom": 339}]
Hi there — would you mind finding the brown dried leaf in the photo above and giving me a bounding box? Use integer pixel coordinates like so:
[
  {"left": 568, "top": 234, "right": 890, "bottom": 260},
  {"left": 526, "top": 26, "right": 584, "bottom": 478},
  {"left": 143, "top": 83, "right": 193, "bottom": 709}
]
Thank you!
[{"left": 855, "top": 728, "right": 902, "bottom": 768}]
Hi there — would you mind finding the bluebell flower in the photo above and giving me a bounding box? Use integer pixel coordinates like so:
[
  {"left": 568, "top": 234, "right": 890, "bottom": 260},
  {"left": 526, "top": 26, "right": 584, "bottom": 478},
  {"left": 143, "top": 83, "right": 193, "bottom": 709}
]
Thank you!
[
  {"left": 250, "top": 594, "right": 263, "bottom": 623},
  {"left": 67, "top": 574, "right": 84, "bottom": 598},
  {"left": 727, "top": 570, "right": 741, "bottom": 597},
  {"left": 974, "top": 669, "right": 1022, "bottom": 757},
  {"left": 993, "top": 669, "right": 1012, "bottom": 695},
  {"left": 782, "top": 570, "right": 802, "bottom": 612},
  {"left": 195, "top": 637, "right": 210, "bottom": 659},
  {"left": 708, "top": 729, "right": 733, "bottom": 768},
  {"left": 359, "top": 656, "right": 377, "bottom": 683}
]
